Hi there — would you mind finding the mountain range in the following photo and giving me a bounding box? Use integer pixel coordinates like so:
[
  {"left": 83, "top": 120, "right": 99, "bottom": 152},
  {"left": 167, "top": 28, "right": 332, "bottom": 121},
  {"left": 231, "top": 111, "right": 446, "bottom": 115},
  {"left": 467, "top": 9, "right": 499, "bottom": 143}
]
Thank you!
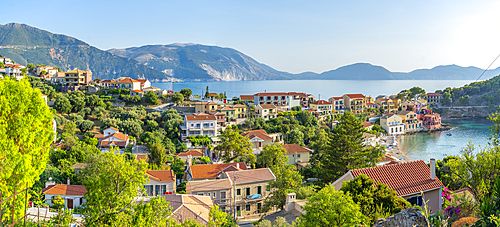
[{"left": 1, "top": 23, "right": 500, "bottom": 82}]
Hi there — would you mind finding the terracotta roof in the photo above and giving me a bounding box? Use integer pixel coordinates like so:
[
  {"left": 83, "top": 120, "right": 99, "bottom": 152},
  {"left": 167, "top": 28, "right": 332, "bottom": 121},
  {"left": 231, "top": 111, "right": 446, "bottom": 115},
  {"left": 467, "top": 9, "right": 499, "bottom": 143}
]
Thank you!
[
  {"left": 398, "top": 111, "right": 414, "bottom": 116},
  {"left": 219, "top": 106, "right": 234, "bottom": 111},
  {"left": 143, "top": 86, "right": 160, "bottom": 90},
  {"left": 101, "top": 132, "right": 128, "bottom": 142},
  {"left": 177, "top": 150, "right": 204, "bottom": 157},
  {"left": 99, "top": 140, "right": 127, "bottom": 147},
  {"left": 101, "top": 79, "right": 114, "bottom": 83},
  {"left": 136, "top": 79, "right": 149, "bottom": 84},
  {"left": 224, "top": 168, "right": 275, "bottom": 184},
  {"left": 345, "top": 94, "right": 365, "bottom": 99},
  {"left": 310, "top": 100, "right": 332, "bottom": 105},
  {"left": 186, "top": 178, "right": 232, "bottom": 194},
  {"left": 329, "top": 97, "right": 343, "bottom": 100},
  {"left": 147, "top": 170, "right": 175, "bottom": 182},
  {"left": 254, "top": 92, "right": 306, "bottom": 96},
  {"left": 66, "top": 68, "right": 91, "bottom": 74},
  {"left": 115, "top": 78, "right": 140, "bottom": 84},
  {"left": 363, "top": 132, "right": 376, "bottom": 138},
  {"left": 350, "top": 160, "right": 444, "bottom": 196},
  {"left": 283, "top": 144, "right": 312, "bottom": 154},
  {"left": 185, "top": 114, "right": 216, "bottom": 121},
  {"left": 42, "top": 184, "right": 87, "bottom": 196},
  {"left": 131, "top": 90, "right": 144, "bottom": 93},
  {"left": 241, "top": 130, "right": 272, "bottom": 140},
  {"left": 232, "top": 104, "right": 247, "bottom": 108},
  {"left": 366, "top": 103, "right": 375, "bottom": 105},
  {"left": 258, "top": 104, "right": 277, "bottom": 109},
  {"left": 240, "top": 95, "right": 254, "bottom": 100},
  {"left": 162, "top": 194, "right": 212, "bottom": 225},
  {"left": 188, "top": 162, "right": 247, "bottom": 179},
  {"left": 380, "top": 154, "right": 396, "bottom": 162},
  {"left": 362, "top": 122, "right": 374, "bottom": 128},
  {"left": 427, "top": 93, "right": 442, "bottom": 96}
]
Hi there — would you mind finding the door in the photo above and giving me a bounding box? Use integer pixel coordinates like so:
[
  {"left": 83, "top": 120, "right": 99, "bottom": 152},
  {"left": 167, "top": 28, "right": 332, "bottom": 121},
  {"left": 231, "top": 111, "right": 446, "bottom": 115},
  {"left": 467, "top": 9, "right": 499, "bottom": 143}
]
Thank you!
[
  {"left": 67, "top": 199, "right": 73, "bottom": 209},
  {"left": 236, "top": 206, "right": 241, "bottom": 217}
]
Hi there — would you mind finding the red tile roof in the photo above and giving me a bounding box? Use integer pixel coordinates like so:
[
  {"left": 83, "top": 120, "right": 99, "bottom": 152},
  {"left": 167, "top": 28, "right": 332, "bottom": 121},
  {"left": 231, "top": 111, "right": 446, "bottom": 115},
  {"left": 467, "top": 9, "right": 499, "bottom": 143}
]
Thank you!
[
  {"left": 224, "top": 168, "right": 275, "bottom": 184},
  {"left": 257, "top": 104, "right": 277, "bottom": 109},
  {"left": 350, "top": 160, "right": 444, "bottom": 196},
  {"left": 131, "top": 90, "right": 144, "bottom": 93},
  {"left": 362, "top": 122, "right": 374, "bottom": 128},
  {"left": 345, "top": 94, "right": 365, "bottom": 99},
  {"left": 189, "top": 162, "right": 247, "bottom": 179},
  {"left": 136, "top": 79, "right": 149, "bottom": 85},
  {"left": 115, "top": 78, "right": 140, "bottom": 84},
  {"left": 136, "top": 154, "right": 149, "bottom": 163},
  {"left": 310, "top": 100, "right": 332, "bottom": 105},
  {"left": 283, "top": 144, "right": 312, "bottom": 154},
  {"left": 329, "top": 96, "right": 343, "bottom": 100},
  {"left": 147, "top": 170, "right": 175, "bottom": 182},
  {"left": 177, "top": 150, "right": 204, "bottom": 157},
  {"left": 240, "top": 95, "right": 254, "bottom": 101},
  {"left": 185, "top": 114, "right": 216, "bottom": 121},
  {"left": 427, "top": 93, "right": 443, "bottom": 97},
  {"left": 42, "top": 184, "right": 87, "bottom": 196},
  {"left": 241, "top": 130, "right": 272, "bottom": 140}
]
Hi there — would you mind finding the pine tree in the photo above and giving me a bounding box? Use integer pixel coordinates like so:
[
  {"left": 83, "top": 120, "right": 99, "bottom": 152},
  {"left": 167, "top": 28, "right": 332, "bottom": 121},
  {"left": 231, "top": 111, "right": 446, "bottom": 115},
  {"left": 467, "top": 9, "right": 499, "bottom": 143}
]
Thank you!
[{"left": 317, "top": 111, "right": 370, "bottom": 183}]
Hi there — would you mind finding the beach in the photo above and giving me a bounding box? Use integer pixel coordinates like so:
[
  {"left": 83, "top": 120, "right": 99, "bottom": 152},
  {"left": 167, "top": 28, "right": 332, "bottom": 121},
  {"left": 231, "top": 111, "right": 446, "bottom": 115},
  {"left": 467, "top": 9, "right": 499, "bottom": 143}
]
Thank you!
[{"left": 383, "top": 135, "right": 412, "bottom": 162}]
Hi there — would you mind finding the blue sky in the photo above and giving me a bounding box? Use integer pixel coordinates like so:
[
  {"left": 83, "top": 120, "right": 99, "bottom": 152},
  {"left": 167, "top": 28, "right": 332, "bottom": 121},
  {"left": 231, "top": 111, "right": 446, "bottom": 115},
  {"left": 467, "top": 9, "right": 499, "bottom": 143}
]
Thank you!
[{"left": 2, "top": 0, "right": 500, "bottom": 73}]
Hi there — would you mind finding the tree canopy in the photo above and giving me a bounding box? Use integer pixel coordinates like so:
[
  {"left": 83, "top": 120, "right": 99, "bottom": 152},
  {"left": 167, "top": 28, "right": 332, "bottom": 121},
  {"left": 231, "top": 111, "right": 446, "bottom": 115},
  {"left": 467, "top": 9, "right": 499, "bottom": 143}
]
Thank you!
[
  {"left": 215, "top": 127, "right": 255, "bottom": 165},
  {"left": 0, "top": 78, "right": 54, "bottom": 223}
]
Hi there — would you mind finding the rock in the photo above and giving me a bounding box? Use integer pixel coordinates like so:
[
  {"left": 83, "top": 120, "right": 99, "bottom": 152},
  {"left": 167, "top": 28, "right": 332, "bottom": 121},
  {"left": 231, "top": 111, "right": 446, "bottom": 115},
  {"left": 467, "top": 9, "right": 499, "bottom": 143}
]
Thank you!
[{"left": 373, "top": 207, "right": 430, "bottom": 227}]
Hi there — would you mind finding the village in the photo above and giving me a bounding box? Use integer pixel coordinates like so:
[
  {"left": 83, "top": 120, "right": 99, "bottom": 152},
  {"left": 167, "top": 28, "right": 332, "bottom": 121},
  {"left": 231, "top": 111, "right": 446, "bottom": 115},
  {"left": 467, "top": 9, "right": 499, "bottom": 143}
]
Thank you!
[{"left": 2, "top": 57, "right": 480, "bottom": 227}]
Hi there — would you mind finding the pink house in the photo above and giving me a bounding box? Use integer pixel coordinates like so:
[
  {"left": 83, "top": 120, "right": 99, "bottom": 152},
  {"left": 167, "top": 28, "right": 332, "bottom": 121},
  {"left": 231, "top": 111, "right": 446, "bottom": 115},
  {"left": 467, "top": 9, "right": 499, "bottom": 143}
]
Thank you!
[{"left": 423, "top": 113, "right": 441, "bottom": 130}]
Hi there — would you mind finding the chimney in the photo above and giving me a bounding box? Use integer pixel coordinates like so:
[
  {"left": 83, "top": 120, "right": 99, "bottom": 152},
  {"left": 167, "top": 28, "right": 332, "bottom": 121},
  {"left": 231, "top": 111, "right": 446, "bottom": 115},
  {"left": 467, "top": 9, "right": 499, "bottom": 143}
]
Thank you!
[
  {"left": 236, "top": 163, "right": 240, "bottom": 169},
  {"left": 67, "top": 177, "right": 70, "bottom": 185},
  {"left": 285, "top": 193, "right": 296, "bottom": 212},
  {"left": 187, "top": 155, "right": 192, "bottom": 166},
  {"left": 430, "top": 158, "right": 436, "bottom": 181}
]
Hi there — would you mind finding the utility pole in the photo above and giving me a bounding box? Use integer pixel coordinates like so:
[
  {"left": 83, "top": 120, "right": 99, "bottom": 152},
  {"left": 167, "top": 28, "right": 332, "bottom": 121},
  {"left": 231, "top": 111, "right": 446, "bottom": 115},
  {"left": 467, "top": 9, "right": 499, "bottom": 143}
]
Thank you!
[{"left": 233, "top": 171, "right": 236, "bottom": 219}]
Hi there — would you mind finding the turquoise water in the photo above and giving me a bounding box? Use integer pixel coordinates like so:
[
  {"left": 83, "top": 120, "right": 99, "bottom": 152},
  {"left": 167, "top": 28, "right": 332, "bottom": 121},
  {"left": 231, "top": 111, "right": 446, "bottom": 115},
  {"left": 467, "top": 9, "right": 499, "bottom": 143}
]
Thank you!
[
  {"left": 401, "top": 118, "right": 494, "bottom": 161},
  {"left": 152, "top": 80, "right": 473, "bottom": 99}
]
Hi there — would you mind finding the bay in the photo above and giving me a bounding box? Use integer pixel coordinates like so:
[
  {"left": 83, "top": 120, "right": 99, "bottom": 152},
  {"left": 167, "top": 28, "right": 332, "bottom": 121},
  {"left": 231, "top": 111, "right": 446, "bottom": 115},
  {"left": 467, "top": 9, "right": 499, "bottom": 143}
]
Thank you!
[
  {"left": 400, "top": 118, "right": 494, "bottom": 161},
  {"left": 152, "top": 80, "right": 473, "bottom": 99}
]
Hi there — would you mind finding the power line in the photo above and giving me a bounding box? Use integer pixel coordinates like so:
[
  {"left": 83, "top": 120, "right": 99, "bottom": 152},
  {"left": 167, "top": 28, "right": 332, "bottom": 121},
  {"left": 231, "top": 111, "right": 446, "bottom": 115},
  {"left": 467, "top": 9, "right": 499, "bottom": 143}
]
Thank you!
[{"left": 475, "top": 53, "right": 500, "bottom": 82}]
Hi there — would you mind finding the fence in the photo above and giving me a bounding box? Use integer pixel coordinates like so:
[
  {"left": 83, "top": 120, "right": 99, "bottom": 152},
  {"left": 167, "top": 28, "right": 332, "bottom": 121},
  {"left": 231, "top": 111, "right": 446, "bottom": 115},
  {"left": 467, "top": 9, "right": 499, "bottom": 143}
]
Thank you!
[{"left": 0, "top": 187, "right": 83, "bottom": 227}]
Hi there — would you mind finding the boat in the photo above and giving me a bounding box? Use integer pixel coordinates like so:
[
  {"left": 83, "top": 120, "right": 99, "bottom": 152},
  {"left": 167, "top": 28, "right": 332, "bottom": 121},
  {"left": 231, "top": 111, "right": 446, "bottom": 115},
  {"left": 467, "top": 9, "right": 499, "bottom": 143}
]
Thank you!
[{"left": 446, "top": 133, "right": 452, "bottom": 136}]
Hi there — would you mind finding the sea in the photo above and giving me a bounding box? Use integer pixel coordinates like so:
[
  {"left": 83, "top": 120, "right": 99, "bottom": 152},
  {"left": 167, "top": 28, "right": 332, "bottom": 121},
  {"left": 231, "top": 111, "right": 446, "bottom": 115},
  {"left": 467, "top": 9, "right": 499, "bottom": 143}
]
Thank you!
[{"left": 152, "top": 79, "right": 495, "bottom": 161}]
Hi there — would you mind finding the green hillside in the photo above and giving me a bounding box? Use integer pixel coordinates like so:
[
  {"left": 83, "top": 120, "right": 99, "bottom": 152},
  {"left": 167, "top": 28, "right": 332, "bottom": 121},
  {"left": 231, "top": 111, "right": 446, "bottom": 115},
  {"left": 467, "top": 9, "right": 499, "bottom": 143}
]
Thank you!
[
  {"left": 0, "top": 23, "right": 178, "bottom": 81},
  {"left": 108, "top": 44, "right": 292, "bottom": 81}
]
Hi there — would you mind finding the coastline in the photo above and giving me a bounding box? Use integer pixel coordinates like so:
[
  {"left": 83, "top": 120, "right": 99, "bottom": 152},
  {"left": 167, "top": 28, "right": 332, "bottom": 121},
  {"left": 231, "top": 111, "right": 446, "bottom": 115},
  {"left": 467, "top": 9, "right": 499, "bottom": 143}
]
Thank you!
[{"left": 384, "top": 135, "right": 412, "bottom": 162}]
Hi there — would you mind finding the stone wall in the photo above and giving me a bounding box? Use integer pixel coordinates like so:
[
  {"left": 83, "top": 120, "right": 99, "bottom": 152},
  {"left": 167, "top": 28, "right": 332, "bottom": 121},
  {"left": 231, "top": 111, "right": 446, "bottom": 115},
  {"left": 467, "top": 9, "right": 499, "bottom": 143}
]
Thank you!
[{"left": 374, "top": 207, "right": 430, "bottom": 227}]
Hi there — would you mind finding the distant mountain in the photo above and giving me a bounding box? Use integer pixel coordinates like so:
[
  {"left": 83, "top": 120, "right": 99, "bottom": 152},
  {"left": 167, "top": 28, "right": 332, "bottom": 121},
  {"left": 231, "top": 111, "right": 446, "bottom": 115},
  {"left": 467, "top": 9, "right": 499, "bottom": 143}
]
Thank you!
[
  {"left": 0, "top": 23, "right": 178, "bottom": 81},
  {"left": 295, "top": 63, "right": 500, "bottom": 81},
  {"left": 1, "top": 23, "right": 498, "bottom": 82},
  {"left": 107, "top": 44, "right": 292, "bottom": 81}
]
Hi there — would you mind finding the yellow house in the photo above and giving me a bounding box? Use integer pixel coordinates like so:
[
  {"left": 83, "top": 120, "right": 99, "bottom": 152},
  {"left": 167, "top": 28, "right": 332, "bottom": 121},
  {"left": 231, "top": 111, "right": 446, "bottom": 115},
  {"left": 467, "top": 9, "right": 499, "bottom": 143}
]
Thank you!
[
  {"left": 343, "top": 94, "right": 367, "bottom": 114},
  {"left": 195, "top": 101, "right": 218, "bottom": 114},
  {"left": 375, "top": 98, "right": 397, "bottom": 113},
  {"left": 309, "top": 100, "right": 333, "bottom": 115},
  {"left": 380, "top": 114, "right": 405, "bottom": 135},
  {"left": 231, "top": 104, "right": 248, "bottom": 118},
  {"left": 398, "top": 111, "right": 423, "bottom": 133},
  {"left": 283, "top": 144, "right": 312, "bottom": 168}
]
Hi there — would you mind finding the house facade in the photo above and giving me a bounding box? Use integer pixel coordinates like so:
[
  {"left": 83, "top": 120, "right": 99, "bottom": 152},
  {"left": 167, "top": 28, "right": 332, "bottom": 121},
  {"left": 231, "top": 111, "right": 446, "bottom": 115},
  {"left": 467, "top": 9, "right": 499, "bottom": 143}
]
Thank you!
[
  {"left": 61, "top": 68, "right": 92, "bottom": 92},
  {"left": 221, "top": 168, "right": 276, "bottom": 219},
  {"left": 183, "top": 162, "right": 247, "bottom": 182},
  {"left": 186, "top": 178, "right": 233, "bottom": 213},
  {"left": 95, "top": 127, "right": 130, "bottom": 152},
  {"left": 195, "top": 101, "right": 219, "bottom": 114},
  {"left": 241, "top": 130, "right": 275, "bottom": 154},
  {"left": 423, "top": 113, "right": 441, "bottom": 130},
  {"left": 375, "top": 98, "right": 397, "bottom": 113},
  {"left": 176, "top": 150, "right": 205, "bottom": 163},
  {"left": 380, "top": 114, "right": 405, "bottom": 135},
  {"left": 426, "top": 93, "right": 443, "bottom": 105},
  {"left": 180, "top": 114, "right": 218, "bottom": 140},
  {"left": 254, "top": 104, "right": 278, "bottom": 120},
  {"left": 309, "top": 100, "right": 332, "bottom": 115},
  {"left": 253, "top": 92, "right": 303, "bottom": 110},
  {"left": 282, "top": 144, "right": 311, "bottom": 166},
  {"left": 144, "top": 170, "right": 176, "bottom": 196},
  {"left": 343, "top": 94, "right": 367, "bottom": 114},
  {"left": 161, "top": 194, "right": 213, "bottom": 226},
  {"left": 328, "top": 97, "right": 347, "bottom": 114},
  {"left": 42, "top": 184, "right": 87, "bottom": 209},
  {"left": 398, "top": 111, "right": 423, "bottom": 132},
  {"left": 332, "top": 159, "right": 444, "bottom": 214}
]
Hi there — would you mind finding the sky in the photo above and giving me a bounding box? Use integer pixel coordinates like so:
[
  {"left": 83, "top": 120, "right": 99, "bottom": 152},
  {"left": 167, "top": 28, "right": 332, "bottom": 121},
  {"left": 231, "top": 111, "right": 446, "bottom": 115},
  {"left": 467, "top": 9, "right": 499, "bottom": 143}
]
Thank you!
[{"left": 2, "top": 0, "right": 500, "bottom": 74}]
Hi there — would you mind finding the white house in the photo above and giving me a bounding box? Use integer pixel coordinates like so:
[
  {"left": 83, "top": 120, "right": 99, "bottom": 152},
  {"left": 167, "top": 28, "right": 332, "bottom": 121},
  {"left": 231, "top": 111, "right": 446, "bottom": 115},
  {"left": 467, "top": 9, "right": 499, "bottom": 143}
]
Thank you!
[
  {"left": 180, "top": 114, "right": 218, "bottom": 141},
  {"left": 253, "top": 92, "right": 304, "bottom": 110},
  {"left": 4, "top": 65, "right": 23, "bottom": 80},
  {"left": 42, "top": 183, "right": 87, "bottom": 209},
  {"left": 95, "top": 127, "right": 130, "bottom": 152},
  {"left": 144, "top": 170, "right": 176, "bottom": 196}
]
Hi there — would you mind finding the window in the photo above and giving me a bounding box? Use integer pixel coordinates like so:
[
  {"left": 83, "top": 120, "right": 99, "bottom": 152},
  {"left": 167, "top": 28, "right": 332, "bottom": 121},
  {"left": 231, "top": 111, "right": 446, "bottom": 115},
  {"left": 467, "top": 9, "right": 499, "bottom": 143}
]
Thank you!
[
  {"left": 298, "top": 154, "right": 301, "bottom": 158},
  {"left": 257, "top": 203, "right": 262, "bottom": 213},
  {"left": 155, "top": 185, "right": 160, "bottom": 196},
  {"left": 144, "top": 185, "right": 153, "bottom": 196},
  {"left": 220, "top": 191, "right": 226, "bottom": 203},
  {"left": 208, "top": 192, "right": 211, "bottom": 197},
  {"left": 236, "top": 189, "right": 241, "bottom": 196},
  {"left": 198, "top": 192, "right": 204, "bottom": 196},
  {"left": 407, "top": 196, "right": 423, "bottom": 206},
  {"left": 213, "top": 193, "right": 216, "bottom": 198},
  {"left": 211, "top": 123, "right": 214, "bottom": 126},
  {"left": 257, "top": 186, "right": 262, "bottom": 195},
  {"left": 246, "top": 204, "right": 251, "bottom": 212},
  {"left": 246, "top": 187, "right": 251, "bottom": 196}
]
